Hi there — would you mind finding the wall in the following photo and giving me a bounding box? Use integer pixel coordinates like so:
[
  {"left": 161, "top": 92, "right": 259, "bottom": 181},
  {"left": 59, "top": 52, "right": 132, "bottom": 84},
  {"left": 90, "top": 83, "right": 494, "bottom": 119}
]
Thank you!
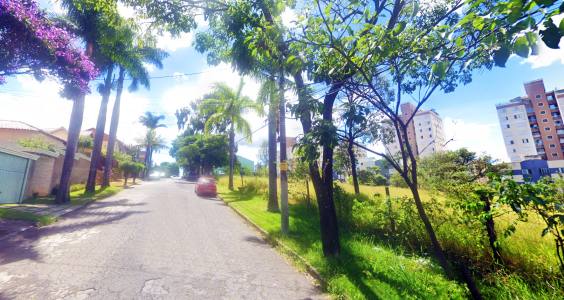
[
  {"left": 27, "top": 155, "right": 56, "bottom": 195},
  {"left": 0, "top": 129, "right": 65, "bottom": 148}
]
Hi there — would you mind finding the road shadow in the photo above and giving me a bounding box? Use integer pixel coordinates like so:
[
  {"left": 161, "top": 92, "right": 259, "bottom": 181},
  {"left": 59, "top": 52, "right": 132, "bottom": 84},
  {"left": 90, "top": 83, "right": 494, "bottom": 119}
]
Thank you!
[
  {"left": 0, "top": 197, "right": 147, "bottom": 266},
  {"left": 175, "top": 181, "right": 192, "bottom": 184},
  {"left": 243, "top": 235, "right": 267, "bottom": 245}
]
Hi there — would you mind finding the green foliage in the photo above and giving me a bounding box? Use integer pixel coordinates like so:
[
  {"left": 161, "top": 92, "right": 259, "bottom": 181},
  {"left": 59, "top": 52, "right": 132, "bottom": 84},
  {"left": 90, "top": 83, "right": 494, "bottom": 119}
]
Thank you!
[
  {"left": 16, "top": 135, "right": 56, "bottom": 151},
  {"left": 358, "top": 166, "right": 387, "bottom": 186},
  {"left": 173, "top": 133, "right": 229, "bottom": 173},
  {"left": 77, "top": 136, "right": 93, "bottom": 152},
  {"left": 390, "top": 173, "right": 409, "bottom": 189},
  {"left": 119, "top": 161, "right": 144, "bottom": 185}
]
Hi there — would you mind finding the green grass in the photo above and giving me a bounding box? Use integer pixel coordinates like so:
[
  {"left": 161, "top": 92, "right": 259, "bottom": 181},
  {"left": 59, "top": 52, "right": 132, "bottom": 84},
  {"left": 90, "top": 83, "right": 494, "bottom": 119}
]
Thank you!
[
  {"left": 0, "top": 209, "right": 57, "bottom": 226},
  {"left": 218, "top": 177, "right": 468, "bottom": 299},
  {"left": 219, "top": 176, "right": 564, "bottom": 299},
  {"left": 21, "top": 186, "right": 123, "bottom": 206}
]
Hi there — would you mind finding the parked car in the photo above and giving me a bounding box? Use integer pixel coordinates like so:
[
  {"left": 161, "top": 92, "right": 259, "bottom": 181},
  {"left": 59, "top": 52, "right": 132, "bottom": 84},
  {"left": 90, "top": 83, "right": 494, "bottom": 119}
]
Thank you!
[
  {"left": 187, "top": 171, "right": 198, "bottom": 181},
  {"left": 195, "top": 178, "right": 217, "bottom": 196}
]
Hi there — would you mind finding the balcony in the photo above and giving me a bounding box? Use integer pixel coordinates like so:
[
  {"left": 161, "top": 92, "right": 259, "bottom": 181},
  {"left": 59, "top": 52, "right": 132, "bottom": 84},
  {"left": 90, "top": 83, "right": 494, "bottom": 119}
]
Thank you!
[
  {"left": 535, "top": 140, "right": 544, "bottom": 146},
  {"left": 533, "top": 132, "right": 542, "bottom": 137},
  {"left": 524, "top": 100, "right": 532, "bottom": 105},
  {"left": 531, "top": 124, "right": 539, "bottom": 130},
  {"left": 556, "top": 120, "right": 564, "bottom": 126},
  {"left": 558, "top": 130, "right": 564, "bottom": 135},
  {"left": 560, "top": 138, "right": 564, "bottom": 143},
  {"left": 550, "top": 105, "right": 559, "bottom": 110},
  {"left": 529, "top": 116, "right": 537, "bottom": 122},
  {"left": 538, "top": 149, "right": 546, "bottom": 154},
  {"left": 526, "top": 108, "right": 536, "bottom": 114},
  {"left": 552, "top": 113, "right": 561, "bottom": 118}
]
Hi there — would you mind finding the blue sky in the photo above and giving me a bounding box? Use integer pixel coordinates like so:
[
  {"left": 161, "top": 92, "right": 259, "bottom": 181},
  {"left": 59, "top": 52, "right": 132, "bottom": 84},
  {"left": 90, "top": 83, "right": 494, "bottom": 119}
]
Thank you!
[{"left": 1, "top": 1, "right": 563, "bottom": 165}]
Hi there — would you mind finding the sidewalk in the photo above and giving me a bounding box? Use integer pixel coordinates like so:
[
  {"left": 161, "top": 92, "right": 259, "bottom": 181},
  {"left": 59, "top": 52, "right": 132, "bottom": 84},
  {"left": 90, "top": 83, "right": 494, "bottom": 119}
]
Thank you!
[{"left": 0, "top": 202, "right": 89, "bottom": 218}]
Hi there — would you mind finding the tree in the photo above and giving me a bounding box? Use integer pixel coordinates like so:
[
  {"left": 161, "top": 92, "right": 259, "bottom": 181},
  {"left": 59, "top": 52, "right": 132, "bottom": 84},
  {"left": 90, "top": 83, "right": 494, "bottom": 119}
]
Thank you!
[
  {"left": 0, "top": 0, "right": 97, "bottom": 94},
  {"left": 289, "top": 159, "right": 312, "bottom": 207},
  {"left": 199, "top": 78, "right": 262, "bottom": 190},
  {"left": 135, "top": 129, "right": 167, "bottom": 176},
  {"left": 120, "top": 161, "right": 144, "bottom": 186},
  {"left": 102, "top": 28, "right": 169, "bottom": 187},
  {"left": 256, "top": 140, "right": 269, "bottom": 167},
  {"left": 54, "top": 0, "right": 117, "bottom": 203},
  {"left": 139, "top": 112, "right": 167, "bottom": 129},
  {"left": 419, "top": 149, "right": 509, "bottom": 265},
  {"left": 77, "top": 136, "right": 93, "bottom": 154}
]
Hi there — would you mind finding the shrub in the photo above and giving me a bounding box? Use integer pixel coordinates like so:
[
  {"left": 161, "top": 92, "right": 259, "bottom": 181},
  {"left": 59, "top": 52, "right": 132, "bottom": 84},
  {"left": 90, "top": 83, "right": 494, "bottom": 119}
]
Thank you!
[
  {"left": 390, "top": 172, "right": 409, "bottom": 188},
  {"left": 69, "top": 183, "right": 86, "bottom": 192},
  {"left": 245, "top": 179, "right": 267, "bottom": 194},
  {"left": 17, "top": 135, "right": 56, "bottom": 151}
]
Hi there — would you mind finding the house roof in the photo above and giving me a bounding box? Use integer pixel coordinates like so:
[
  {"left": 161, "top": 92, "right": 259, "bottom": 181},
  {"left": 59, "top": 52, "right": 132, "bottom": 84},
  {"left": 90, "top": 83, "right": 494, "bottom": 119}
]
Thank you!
[
  {"left": 44, "top": 126, "right": 67, "bottom": 134},
  {"left": 0, "top": 120, "right": 67, "bottom": 145}
]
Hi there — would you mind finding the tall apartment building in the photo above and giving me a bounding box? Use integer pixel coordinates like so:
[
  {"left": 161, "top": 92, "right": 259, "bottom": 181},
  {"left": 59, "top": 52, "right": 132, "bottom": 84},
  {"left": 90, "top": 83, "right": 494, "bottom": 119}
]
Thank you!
[
  {"left": 496, "top": 79, "right": 564, "bottom": 162},
  {"left": 386, "top": 102, "right": 448, "bottom": 159}
]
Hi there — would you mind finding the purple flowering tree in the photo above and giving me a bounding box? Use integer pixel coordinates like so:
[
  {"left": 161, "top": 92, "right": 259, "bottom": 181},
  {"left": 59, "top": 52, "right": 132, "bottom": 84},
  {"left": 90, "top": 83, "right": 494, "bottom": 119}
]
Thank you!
[{"left": 0, "top": 0, "right": 99, "bottom": 203}]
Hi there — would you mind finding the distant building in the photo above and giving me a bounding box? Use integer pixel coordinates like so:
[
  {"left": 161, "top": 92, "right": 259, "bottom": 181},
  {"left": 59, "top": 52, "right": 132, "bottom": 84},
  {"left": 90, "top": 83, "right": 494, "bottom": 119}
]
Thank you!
[
  {"left": 359, "top": 158, "right": 393, "bottom": 179},
  {"left": 510, "top": 157, "right": 564, "bottom": 183},
  {"left": 495, "top": 79, "right": 564, "bottom": 162},
  {"left": 385, "top": 102, "right": 448, "bottom": 159},
  {"left": 236, "top": 155, "right": 255, "bottom": 172},
  {"left": 0, "top": 120, "right": 67, "bottom": 148}
]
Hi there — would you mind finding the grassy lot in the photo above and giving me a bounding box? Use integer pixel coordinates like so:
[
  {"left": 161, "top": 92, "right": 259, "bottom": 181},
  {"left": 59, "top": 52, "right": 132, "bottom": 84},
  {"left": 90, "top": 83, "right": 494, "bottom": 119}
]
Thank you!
[
  {"left": 218, "top": 176, "right": 563, "bottom": 299},
  {"left": 0, "top": 209, "right": 57, "bottom": 226},
  {"left": 21, "top": 181, "right": 126, "bottom": 206}
]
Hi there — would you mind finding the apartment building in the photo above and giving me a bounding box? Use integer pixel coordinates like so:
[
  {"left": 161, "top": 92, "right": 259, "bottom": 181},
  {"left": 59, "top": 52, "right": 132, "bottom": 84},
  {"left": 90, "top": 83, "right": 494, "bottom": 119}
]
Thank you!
[
  {"left": 386, "top": 102, "right": 448, "bottom": 159},
  {"left": 496, "top": 79, "right": 564, "bottom": 162}
]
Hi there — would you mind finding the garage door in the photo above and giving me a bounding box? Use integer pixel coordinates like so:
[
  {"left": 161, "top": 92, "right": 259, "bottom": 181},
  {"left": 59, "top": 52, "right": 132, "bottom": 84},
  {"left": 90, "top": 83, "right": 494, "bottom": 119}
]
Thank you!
[{"left": 0, "top": 152, "right": 30, "bottom": 204}]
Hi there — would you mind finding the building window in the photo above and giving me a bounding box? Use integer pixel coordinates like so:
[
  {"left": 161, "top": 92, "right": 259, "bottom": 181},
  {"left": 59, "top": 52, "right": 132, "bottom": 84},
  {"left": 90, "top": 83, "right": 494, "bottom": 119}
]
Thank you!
[
  {"left": 548, "top": 96, "right": 554, "bottom": 101},
  {"left": 540, "top": 168, "right": 550, "bottom": 174},
  {"left": 538, "top": 102, "right": 544, "bottom": 106},
  {"left": 525, "top": 147, "right": 531, "bottom": 151},
  {"left": 517, "top": 122, "right": 525, "bottom": 127},
  {"left": 409, "top": 137, "right": 412, "bottom": 140},
  {"left": 513, "top": 107, "right": 519, "bottom": 111},
  {"left": 405, "top": 113, "right": 408, "bottom": 115},
  {"left": 522, "top": 169, "right": 532, "bottom": 175},
  {"left": 559, "top": 168, "right": 564, "bottom": 173},
  {"left": 553, "top": 153, "right": 559, "bottom": 157},
  {"left": 408, "top": 131, "right": 410, "bottom": 134},
  {"left": 418, "top": 123, "right": 421, "bottom": 126},
  {"left": 428, "top": 128, "right": 432, "bottom": 131},
  {"left": 550, "top": 144, "right": 556, "bottom": 148},
  {"left": 501, "top": 108, "right": 507, "bottom": 113},
  {"left": 427, "top": 121, "right": 430, "bottom": 124},
  {"left": 509, "top": 140, "right": 515, "bottom": 145},
  {"left": 526, "top": 107, "right": 535, "bottom": 113},
  {"left": 522, "top": 139, "right": 529, "bottom": 143},
  {"left": 502, "top": 116, "right": 508, "bottom": 121},
  {"left": 505, "top": 124, "right": 510, "bottom": 128},
  {"left": 543, "top": 119, "right": 549, "bottom": 123},
  {"left": 518, "top": 131, "right": 526, "bottom": 135},
  {"left": 505, "top": 132, "right": 513, "bottom": 137},
  {"left": 510, "top": 149, "right": 517, "bottom": 153},
  {"left": 548, "top": 135, "right": 554, "bottom": 139},
  {"left": 545, "top": 127, "right": 551, "bottom": 131},
  {"left": 536, "top": 95, "right": 542, "bottom": 99},
  {"left": 429, "top": 134, "right": 432, "bottom": 138},
  {"left": 540, "top": 111, "right": 546, "bottom": 114},
  {"left": 420, "top": 136, "right": 423, "bottom": 139},
  {"left": 419, "top": 129, "right": 422, "bottom": 132}
]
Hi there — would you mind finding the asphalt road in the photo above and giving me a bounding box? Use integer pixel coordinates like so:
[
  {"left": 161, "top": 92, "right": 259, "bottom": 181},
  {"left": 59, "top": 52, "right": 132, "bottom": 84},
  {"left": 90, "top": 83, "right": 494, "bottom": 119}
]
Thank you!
[{"left": 0, "top": 178, "right": 325, "bottom": 299}]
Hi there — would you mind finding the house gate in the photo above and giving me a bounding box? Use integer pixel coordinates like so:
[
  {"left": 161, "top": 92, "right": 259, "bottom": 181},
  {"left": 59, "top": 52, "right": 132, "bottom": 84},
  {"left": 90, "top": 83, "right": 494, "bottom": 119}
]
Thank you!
[{"left": 0, "top": 150, "right": 34, "bottom": 204}]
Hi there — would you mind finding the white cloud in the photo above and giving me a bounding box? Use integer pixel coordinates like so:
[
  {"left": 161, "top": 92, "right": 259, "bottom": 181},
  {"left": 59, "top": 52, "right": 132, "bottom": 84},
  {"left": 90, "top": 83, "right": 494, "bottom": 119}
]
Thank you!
[
  {"left": 443, "top": 117, "right": 509, "bottom": 162},
  {"left": 157, "top": 32, "right": 194, "bottom": 52},
  {"left": 281, "top": 8, "right": 297, "bottom": 28},
  {"left": 520, "top": 15, "right": 564, "bottom": 69}
]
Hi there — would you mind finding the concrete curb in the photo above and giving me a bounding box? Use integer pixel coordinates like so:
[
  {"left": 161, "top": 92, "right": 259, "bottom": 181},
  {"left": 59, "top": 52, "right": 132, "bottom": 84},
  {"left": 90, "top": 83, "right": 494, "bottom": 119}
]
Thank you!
[
  {"left": 217, "top": 194, "right": 324, "bottom": 285},
  {"left": 0, "top": 187, "right": 126, "bottom": 241}
]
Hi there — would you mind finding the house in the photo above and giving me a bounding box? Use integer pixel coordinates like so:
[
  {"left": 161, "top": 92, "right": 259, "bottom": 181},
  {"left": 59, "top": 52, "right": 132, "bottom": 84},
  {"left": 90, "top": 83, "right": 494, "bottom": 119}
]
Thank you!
[
  {"left": 0, "top": 120, "right": 67, "bottom": 148},
  {"left": 79, "top": 128, "right": 129, "bottom": 155},
  {"left": 44, "top": 127, "right": 69, "bottom": 141}
]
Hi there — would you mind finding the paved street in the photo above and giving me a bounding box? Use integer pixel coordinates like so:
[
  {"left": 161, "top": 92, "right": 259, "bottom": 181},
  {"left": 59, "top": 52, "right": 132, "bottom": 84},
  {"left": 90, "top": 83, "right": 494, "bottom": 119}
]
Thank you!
[{"left": 0, "top": 179, "right": 324, "bottom": 299}]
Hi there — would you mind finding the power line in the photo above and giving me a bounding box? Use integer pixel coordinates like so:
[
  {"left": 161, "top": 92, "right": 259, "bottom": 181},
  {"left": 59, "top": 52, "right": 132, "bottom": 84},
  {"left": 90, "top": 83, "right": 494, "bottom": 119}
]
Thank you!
[
  {"left": 91, "top": 68, "right": 231, "bottom": 81},
  {"left": 235, "top": 123, "right": 268, "bottom": 143}
]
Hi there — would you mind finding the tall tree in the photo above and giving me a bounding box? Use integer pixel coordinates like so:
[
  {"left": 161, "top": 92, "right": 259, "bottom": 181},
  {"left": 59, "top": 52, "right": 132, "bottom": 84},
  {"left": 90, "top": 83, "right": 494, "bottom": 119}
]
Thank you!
[
  {"left": 138, "top": 111, "right": 167, "bottom": 177},
  {"left": 257, "top": 76, "right": 279, "bottom": 212},
  {"left": 135, "top": 129, "right": 167, "bottom": 175},
  {"left": 199, "top": 78, "right": 262, "bottom": 190},
  {"left": 101, "top": 29, "right": 169, "bottom": 186},
  {"left": 54, "top": 0, "right": 117, "bottom": 203}
]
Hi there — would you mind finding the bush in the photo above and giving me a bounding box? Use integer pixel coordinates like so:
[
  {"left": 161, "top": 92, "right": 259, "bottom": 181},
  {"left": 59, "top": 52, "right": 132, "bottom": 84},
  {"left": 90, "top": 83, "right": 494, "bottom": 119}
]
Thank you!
[
  {"left": 245, "top": 179, "right": 267, "bottom": 194},
  {"left": 390, "top": 172, "right": 409, "bottom": 188},
  {"left": 69, "top": 183, "right": 86, "bottom": 192}
]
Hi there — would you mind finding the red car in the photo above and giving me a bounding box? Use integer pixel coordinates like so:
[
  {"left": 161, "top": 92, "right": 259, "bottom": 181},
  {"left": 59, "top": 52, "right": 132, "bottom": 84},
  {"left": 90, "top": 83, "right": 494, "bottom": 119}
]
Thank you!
[{"left": 195, "top": 178, "right": 217, "bottom": 196}]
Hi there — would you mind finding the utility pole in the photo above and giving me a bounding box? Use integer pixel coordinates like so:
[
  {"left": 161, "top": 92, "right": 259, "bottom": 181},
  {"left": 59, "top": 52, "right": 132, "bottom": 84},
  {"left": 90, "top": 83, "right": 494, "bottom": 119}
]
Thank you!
[{"left": 279, "top": 64, "right": 289, "bottom": 235}]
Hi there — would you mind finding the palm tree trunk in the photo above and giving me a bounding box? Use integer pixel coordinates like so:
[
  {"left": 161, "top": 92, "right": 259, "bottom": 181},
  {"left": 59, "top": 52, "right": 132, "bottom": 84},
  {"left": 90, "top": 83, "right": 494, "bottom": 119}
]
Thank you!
[
  {"left": 86, "top": 64, "right": 114, "bottom": 193},
  {"left": 228, "top": 128, "right": 235, "bottom": 190},
  {"left": 56, "top": 94, "right": 86, "bottom": 203},
  {"left": 102, "top": 67, "right": 124, "bottom": 187},
  {"left": 267, "top": 78, "right": 279, "bottom": 212},
  {"left": 279, "top": 65, "right": 289, "bottom": 234}
]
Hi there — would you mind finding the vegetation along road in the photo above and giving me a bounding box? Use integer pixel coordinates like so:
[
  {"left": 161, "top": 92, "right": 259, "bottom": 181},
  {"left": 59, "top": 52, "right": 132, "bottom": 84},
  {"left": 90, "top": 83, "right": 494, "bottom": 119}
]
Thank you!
[{"left": 0, "top": 178, "right": 324, "bottom": 299}]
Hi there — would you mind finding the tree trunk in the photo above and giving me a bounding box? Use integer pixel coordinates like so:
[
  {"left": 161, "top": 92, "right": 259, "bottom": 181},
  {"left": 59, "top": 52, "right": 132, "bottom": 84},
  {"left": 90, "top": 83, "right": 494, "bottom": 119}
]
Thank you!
[
  {"left": 482, "top": 195, "right": 502, "bottom": 264},
  {"left": 267, "top": 78, "right": 279, "bottom": 212},
  {"left": 292, "top": 72, "right": 341, "bottom": 257},
  {"left": 124, "top": 174, "right": 129, "bottom": 186},
  {"left": 347, "top": 142, "right": 360, "bottom": 195},
  {"left": 408, "top": 182, "right": 454, "bottom": 278},
  {"left": 102, "top": 67, "right": 124, "bottom": 187},
  {"left": 56, "top": 94, "right": 86, "bottom": 203},
  {"left": 133, "top": 174, "right": 136, "bottom": 184},
  {"left": 279, "top": 65, "right": 289, "bottom": 234},
  {"left": 305, "top": 179, "right": 310, "bottom": 207},
  {"left": 228, "top": 128, "right": 235, "bottom": 190},
  {"left": 86, "top": 64, "right": 114, "bottom": 193}
]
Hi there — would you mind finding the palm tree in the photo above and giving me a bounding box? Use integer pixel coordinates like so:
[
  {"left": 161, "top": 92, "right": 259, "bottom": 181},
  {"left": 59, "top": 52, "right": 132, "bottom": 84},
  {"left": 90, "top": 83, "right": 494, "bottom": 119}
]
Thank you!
[
  {"left": 256, "top": 76, "right": 279, "bottom": 212},
  {"left": 135, "top": 129, "right": 167, "bottom": 176},
  {"left": 54, "top": 0, "right": 117, "bottom": 203},
  {"left": 200, "top": 78, "right": 262, "bottom": 190},
  {"left": 101, "top": 28, "right": 169, "bottom": 187},
  {"left": 139, "top": 112, "right": 167, "bottom": 129}
]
